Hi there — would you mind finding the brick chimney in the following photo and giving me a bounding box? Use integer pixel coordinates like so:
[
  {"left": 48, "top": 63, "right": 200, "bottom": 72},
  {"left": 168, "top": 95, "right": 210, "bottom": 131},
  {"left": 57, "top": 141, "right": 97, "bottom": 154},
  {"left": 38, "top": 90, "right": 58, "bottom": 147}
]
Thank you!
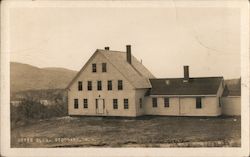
[
  {"left": 126, "top": 45, "right": 132, "bottom": 64},
  {"left": 104, "top": 47, "right": 109, "bottom": 50},
  {"left": 183, "top": 66, "right": 189, "bottom": 83}
]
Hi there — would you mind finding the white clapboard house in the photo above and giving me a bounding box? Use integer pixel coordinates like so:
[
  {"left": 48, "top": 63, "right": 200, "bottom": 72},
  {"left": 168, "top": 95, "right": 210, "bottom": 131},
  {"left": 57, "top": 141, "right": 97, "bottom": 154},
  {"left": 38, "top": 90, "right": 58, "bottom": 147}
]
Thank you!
[{"left": 67, "top": 45, "right": 232, "bottom": 117}]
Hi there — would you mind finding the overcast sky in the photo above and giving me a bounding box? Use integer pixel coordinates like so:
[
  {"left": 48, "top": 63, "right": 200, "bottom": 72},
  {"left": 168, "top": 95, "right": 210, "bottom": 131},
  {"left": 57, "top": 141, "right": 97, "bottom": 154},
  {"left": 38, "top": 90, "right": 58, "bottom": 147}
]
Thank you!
[{"left": 9, "top": 7, "right": 240, "bottom": 79}]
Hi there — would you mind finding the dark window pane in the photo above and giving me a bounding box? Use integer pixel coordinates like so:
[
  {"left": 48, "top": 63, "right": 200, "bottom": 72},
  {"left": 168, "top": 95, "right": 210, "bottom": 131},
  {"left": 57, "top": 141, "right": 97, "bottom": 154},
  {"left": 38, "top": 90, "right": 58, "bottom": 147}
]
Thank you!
[
  {"left": 113, "top": 99, "right": 118, "bottom": 109},
  {"left": 118, "top": 80, "right": 123, "bottom": 90},
  {"left": 92, "top": 64, "right": 97, "bottom": 72},
  {"left": 78, "top": 81, "right": 82, "bottom": 91},
  {"left": 102, "top": 63, "right": 107, "bottom": 72},
  {"left": 164, "top": 97, "right": 169, "bottom": 107},
  {"left": 88, "top": 81, "right": 92, "bottom": 91},
  {"left": 219, "top": 97, "right": 222, "bottom": 107},
  {"left": 108, "top": 80, "right": 112, "bottom": 90},
  {"left": 97, "top": 81, "right": 102, "bottom": 90},
  {"left": 152, "top": 98, "right": 157, "bottom": 108},
  {"left": 196, "top": 97, "right": 202, "bottom": 109},
  {"left": 124, "top": 99, "right": 129, "bottom": 109},
  {"left": 139, "top": 98, "right": 142, "bottom": 108},
  {"left": 74, "top": 99, "right": 78, "bottom": 109},
  {"left": 95, "top": 99, "right": 98, "bottom": 109},
  {"left": 83, "top": 99, "right": 88, "bottom": 108}
]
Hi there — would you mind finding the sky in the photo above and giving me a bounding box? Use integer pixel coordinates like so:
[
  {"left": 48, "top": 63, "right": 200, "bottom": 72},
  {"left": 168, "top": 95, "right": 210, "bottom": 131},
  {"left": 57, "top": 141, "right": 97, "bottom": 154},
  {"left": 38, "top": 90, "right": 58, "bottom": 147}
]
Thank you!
[{"left": 9, "top": 6, "right": 241, "bottom": 79}]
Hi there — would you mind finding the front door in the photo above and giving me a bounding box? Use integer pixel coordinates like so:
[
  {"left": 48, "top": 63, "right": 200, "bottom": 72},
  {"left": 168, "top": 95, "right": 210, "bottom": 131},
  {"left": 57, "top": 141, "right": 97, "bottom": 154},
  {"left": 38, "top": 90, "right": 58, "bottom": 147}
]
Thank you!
[{"left": 96, "top": 99, "right": 104, "bottom": 114}]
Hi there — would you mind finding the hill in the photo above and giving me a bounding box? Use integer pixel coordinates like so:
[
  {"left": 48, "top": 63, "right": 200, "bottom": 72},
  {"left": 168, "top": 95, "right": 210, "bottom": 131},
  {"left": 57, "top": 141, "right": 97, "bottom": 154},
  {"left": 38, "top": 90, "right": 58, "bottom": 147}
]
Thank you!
[
  {"left": 10, "top": 62, "right": 77, "bottom": 93},
  {"left": 10, "top": 62, "right": 241, "bottom": 95}
]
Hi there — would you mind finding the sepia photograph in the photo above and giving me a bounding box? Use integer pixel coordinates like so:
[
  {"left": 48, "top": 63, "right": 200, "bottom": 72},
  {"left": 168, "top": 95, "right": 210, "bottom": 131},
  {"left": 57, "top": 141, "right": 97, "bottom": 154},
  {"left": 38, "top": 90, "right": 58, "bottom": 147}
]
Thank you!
[{"left": 1, "top": 0, "right": 249, "bottom": 157}]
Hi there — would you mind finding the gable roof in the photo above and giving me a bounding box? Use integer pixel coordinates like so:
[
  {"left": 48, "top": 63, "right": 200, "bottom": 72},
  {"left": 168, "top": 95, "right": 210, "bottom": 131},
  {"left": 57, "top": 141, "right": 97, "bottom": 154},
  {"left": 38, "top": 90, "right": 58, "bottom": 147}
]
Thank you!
[
  {"left": 222, "top": 78, "right": 241, "bottom": 96},
  {"left": 67, "top": 49, "right": 155, "bottom": 89},
  {"left": 148, "top": 77, "right": 223, "bottom": 96}
]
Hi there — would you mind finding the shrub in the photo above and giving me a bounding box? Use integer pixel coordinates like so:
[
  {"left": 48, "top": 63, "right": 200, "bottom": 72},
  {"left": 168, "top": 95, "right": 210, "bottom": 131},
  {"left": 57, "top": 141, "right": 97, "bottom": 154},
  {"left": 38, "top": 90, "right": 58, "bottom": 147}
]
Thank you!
[{"left": 11, "top": 97, "right": 67, "bottom": 128}]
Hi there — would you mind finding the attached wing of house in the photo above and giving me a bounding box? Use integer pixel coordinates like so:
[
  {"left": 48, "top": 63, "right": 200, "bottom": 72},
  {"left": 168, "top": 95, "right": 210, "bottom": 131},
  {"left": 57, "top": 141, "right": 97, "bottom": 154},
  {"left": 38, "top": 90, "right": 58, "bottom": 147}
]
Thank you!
[{"left": 148, "top": 77, "right": 224, "bottom": 96}]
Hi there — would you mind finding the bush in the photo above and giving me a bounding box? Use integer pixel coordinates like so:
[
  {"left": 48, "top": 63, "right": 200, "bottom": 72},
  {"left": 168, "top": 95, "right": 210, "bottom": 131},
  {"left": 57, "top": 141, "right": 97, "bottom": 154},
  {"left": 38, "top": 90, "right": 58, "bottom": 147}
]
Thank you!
[{"left": 11, "top": 97, "right": 67, "bottom": 128}]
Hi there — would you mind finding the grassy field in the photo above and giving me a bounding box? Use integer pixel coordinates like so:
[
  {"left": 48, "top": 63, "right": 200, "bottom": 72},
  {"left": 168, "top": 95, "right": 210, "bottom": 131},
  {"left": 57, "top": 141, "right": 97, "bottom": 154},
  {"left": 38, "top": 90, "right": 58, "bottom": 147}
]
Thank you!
[{"left": 11, "top": 116, "right": 241, "bottom": 148}]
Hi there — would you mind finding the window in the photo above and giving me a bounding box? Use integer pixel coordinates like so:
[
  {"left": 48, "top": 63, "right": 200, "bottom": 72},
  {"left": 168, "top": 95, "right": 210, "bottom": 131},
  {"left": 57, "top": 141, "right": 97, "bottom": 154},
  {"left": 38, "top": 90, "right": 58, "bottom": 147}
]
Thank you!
[
  {"left": 108, "top": 80, "right": 112, "bottom": 90},
  {"left": 88, "top": 81, "right": 92, "bottom": 91},
  {"left": 118, "top": 80, "right": 123, "bottom": 90},
  {"left": 74, "top": 99, "right": 78, "bottom": 109},
  {"left": 219, "top": 97, "right": 222, "bottom": 108},
  {"left": 78, "top": 81, "right": 82, "bottom": 91},
  {"left": 196, "top": 97, "right": 202, "bottom": 109},
  {"left": 97, "top": 81, "right": 102, "bottom": 90},
  {"left": 139, "top": 98, "right": 142, "bottom": 108},
  {"left": 102, "top": 63, "right": 107, "bottom": 72},
  {"left": 83, "top": 99, "right": 88, "bottom": 108},
  {"left": 164, "top": 97, "right": 169, "bottom": 108},
  {"left": 113, "top": 99, "right": 118, "bottom": 109},
  {"left": 124, "top": 99, "right": 129, "bottom": 109},
  {"left": 152, "top": 98, "right": 157, "bottom": 108},
  {"left": 92, "top": 63, "right": 96, "bottom": 72}
]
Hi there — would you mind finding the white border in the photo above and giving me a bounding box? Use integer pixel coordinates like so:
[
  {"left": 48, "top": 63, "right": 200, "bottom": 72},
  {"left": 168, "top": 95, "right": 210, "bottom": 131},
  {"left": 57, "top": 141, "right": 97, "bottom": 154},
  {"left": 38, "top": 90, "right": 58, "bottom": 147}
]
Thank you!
[{"left": 1, "top": 1, "right": 249, "bottom": 157}]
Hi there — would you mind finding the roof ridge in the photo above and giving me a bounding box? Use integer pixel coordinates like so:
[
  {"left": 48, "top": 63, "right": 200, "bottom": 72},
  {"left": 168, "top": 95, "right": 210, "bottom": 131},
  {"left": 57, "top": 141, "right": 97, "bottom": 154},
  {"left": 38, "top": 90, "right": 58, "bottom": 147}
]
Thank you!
[
  {"left": 98, "top": 49, "right": 126, "bottom": 53},
  {"left": 99, "top": 49, "right": 154, "bottom": 77},
  {"left": 150, "top": 76, "right": 224, "bottom": 80}
]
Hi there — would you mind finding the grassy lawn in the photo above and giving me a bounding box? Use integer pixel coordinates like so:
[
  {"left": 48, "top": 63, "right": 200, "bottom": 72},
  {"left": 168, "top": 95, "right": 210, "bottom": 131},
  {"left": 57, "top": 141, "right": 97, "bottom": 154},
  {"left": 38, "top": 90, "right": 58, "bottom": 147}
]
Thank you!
[{"left": 11, "top": 116, "right": 241, "bottom": 148}]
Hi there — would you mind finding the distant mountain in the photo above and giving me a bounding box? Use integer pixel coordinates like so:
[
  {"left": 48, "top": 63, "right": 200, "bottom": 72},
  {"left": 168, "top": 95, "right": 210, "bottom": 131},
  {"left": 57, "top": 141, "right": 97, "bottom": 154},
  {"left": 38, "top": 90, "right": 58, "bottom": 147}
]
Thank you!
[
  {"left": 10, "top": 62, "right": 77, "bottom": 93},
  {"left": 10, "top": 62, "right": 241, "bottom": 95}
]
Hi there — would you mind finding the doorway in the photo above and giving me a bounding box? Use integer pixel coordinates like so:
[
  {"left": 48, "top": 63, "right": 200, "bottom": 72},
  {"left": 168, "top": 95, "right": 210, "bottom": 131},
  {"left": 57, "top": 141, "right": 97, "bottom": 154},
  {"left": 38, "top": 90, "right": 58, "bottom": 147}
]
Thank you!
[{"left": 96, "top": 99, "right": 105, "bottom": 114}]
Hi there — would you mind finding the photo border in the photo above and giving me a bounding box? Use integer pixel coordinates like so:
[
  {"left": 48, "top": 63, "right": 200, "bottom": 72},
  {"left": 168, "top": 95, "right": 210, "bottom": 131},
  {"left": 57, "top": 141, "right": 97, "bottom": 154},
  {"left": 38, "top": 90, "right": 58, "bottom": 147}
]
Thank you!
[{"left": 1, "top": 1, "right": 249, "bottom": 156}]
